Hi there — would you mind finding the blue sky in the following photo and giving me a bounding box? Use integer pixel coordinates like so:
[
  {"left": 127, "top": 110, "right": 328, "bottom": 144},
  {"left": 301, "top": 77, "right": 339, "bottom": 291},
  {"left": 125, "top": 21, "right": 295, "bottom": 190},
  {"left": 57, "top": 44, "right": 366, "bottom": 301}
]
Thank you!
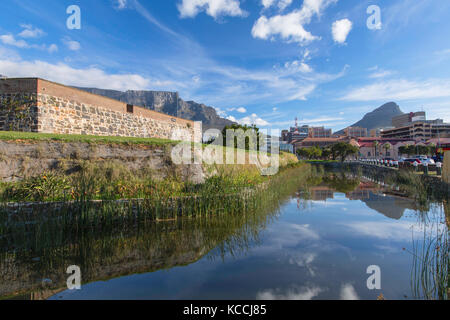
[{"left": 0, "top": 0, "right": 449, "bottom": 132}]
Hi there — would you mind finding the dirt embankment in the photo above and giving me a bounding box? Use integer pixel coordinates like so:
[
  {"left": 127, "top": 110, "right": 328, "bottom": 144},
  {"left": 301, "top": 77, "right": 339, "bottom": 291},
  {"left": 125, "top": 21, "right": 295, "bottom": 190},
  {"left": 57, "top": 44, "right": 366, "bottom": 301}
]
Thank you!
[{"left": 0, "top": 140, "right": 205, "bottom": 183}]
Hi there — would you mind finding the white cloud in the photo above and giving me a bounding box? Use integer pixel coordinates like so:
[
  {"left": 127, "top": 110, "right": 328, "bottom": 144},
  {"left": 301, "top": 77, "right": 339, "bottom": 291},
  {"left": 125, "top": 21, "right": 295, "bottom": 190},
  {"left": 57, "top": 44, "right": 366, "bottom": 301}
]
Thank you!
[
  {"left": 252, "top": 0, "right": 337, "bottom": 44},
  {"left": 289, "top": 252, "right": 317, "bottom": 276},
  {"left": 369, "top": 69, "right": 394, "bottom": 79},
  {"left": 239, "top": 113, "right": 269, "bottom": 126},
  {"left": 18, "top": 24, "right": 45, "bottom": 38},
  {"left": 178, "top": 0, "right": 247, "bottom": 19},
  {"left": 1, "top": 34, "right": 58, "bottom": 54},
  {"left": 257, "top": 286, "right": 324, "bottom": 300},
  {"left": 262, "top": 0, "right": 275, "bottom": 9},
  {"left": 214, "top": 106, "right": 227, "bottom": 117},
  {"left": 339, "top": 221, "right": 413, "bottom": 241},
  {"left": 340, "top": 78, "right": 450, "bottom": 102},
  {"left": 0, "top": 58, "right": 153, "bottom": 91},
  {"left": 0, "top": 34, "right": 29, "bottom": 48},
  {"left": 227, "top": 106, "right": 247, "bottom": 113},
  {"left": 47, "top": 44, "right": 58, "bottom": 54},
  {"left": 262, "top": 0, "right": 293, "bottom": 11},
  {"left": 277, "top": 0, "right": 293, "bottom": 11},
  {"left": 284, "top": 60, "right": 313, "bottom": 73},
  {"left": 332, "top": 18, "right": 352, "bottom": 44},
  {"left": 115, "top": 0, "right": 128, "bottom": 9},
  {"left": 435, "top": 49, "right": 450, "bottom": 56},
  {"left": 62, "top": 37, "right": 81, "bottom": 51},
  {"left": 340, "top": 284, "right": 359, "bottom": 300}
]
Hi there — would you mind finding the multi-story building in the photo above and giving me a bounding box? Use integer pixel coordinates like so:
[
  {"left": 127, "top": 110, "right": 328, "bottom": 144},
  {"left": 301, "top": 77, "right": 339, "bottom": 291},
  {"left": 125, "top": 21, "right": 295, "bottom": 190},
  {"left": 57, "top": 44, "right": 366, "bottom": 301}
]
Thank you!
[
  {"left": 280, "top": 141, "right": 294, "bottom": 153},
  {"left": 308, "top": 126, "right": 332, "bottom": 138},
  {"left": 345, "top": 126, "right": 368, "bottom": 138},
  {"left": 381, "top": 120, "right": 450, "bottom": 141},
  {"left": 282, "top": 124, "right": 309, "bottom": 143},
  {"left": 392, "top": 112, "right": 426, "bottom": 128}
]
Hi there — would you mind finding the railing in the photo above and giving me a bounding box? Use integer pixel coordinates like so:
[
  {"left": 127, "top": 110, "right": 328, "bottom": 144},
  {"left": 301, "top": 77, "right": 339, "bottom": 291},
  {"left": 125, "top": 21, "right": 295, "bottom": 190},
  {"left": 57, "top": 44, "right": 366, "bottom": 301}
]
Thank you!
[{"left": 347, "top": 159, "right": 443, "bottom": 176}]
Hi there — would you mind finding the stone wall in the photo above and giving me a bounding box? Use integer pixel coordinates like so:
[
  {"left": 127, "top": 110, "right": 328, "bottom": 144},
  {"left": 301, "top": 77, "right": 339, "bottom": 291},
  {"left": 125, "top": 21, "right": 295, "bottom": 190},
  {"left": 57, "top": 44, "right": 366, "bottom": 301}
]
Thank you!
[
  {"left": 0, "top": 92, "right": 38, "bottom": 132},
  {"left": 36, "top": 93, "right": 199, "bottom": 140},
  {"left": 0, "top": 78, "right": 201, "bottom": 142},
  {"left": 0, "top": 140, "right": 205, "bottom": 183}
]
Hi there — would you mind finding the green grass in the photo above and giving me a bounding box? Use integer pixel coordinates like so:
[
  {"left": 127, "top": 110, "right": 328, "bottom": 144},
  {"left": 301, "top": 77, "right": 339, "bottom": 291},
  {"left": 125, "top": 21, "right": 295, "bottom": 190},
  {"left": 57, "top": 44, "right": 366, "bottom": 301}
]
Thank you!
[{"left": 0, "top": 131, "right": 177, "bottom": 146}]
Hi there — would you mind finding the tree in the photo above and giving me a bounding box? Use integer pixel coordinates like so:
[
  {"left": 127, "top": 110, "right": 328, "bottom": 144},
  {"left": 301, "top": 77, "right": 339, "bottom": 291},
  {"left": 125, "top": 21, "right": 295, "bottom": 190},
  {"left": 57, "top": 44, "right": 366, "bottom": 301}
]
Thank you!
[
  {"left": 373, "top": 141, "right": 379, "bottom": 158},
  {"left": 416, "top": 145, "right": 430, "bottom": 156},
  {"left": 399, "top": 145, "right": 416, "bottom": 157},
  {"left": 331, "top": 142, "right": 360, "bottom": 162},
  {"left": 383, "top": 143, "right": 391, "bottom": 156},
  {"left": 296, "top": 148, "right": 310, "bottom": 159},
  {"left": 296, "top": 147, "right": 322, "bottom": 160},
  {"left": 321, "top": 147, "right": 332, "bottom": 160},
  {"left": 221, "top": 124, "right": 260, "bottom": 151}
]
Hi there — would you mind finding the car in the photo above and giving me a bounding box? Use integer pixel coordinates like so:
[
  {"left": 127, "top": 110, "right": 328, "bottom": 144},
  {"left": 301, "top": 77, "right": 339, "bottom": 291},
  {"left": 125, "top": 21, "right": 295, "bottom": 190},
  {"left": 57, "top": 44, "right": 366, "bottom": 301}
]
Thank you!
[
  {"left": 432, "top": 155, "right": 444, "bottom": 163},
  {"left": 421, "top": 158, "right": 435, "bottom": 165},
  {"left": 400, "top": 158, "right": 422, "bottom": 164}
]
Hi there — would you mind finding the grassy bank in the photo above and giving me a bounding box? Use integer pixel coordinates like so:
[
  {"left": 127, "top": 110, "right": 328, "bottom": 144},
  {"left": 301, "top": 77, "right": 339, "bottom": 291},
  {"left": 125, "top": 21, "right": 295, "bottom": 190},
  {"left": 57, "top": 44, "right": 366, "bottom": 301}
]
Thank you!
[
  {"left": 0, "top": 131, "right": 176, "bottom": 146},
  {"left": 0, "top": 150, "right": 298, "bottom": 203}
]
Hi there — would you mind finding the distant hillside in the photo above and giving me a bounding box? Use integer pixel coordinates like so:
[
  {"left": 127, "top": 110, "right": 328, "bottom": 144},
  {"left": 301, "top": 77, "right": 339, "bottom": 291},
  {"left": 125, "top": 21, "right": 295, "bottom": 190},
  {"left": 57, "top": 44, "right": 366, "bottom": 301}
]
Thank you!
[
  {"left": 76, "top": 87, "right": 235, "bottom": 132},
  {"left": 337, "top": 102, "right": 404, "bottom": 134}
]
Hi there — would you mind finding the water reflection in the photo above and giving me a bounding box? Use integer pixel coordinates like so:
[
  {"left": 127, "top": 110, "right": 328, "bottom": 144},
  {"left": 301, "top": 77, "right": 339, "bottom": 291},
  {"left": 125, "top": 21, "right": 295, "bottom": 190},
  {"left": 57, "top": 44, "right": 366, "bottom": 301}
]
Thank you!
[{"left": 0, "top": 168, "right": 447, "bottom": 300}]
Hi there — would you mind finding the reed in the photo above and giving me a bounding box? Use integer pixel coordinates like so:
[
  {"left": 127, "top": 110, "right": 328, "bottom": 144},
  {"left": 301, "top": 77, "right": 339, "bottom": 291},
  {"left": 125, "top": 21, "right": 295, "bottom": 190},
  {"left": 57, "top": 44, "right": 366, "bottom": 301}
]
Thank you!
[
  {"left": 0, "top": 164, "right": 313, "bottom": 298},
  {"left": 409, "top": 218, "right": 449, "bottom": 300}
]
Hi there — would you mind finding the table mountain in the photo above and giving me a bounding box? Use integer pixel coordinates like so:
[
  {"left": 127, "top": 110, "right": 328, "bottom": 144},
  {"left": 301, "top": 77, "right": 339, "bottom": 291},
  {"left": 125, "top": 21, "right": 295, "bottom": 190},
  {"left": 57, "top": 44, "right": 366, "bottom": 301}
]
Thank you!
[
  {"left": 76, "top": 87, "right": 235, "bottom": 132},
  {"left": 337, "top": 102, "right": 404, "bottom": 134}
]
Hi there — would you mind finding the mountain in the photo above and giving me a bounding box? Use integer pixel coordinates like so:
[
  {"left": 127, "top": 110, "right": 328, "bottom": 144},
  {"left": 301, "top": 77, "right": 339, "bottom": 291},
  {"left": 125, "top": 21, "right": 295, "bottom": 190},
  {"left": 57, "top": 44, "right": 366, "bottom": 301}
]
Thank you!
[
  {"left": 76, "top": 87, "right": 235, "bottom": 132},
  {"left": 337, "top": 102, "right": 404, "bottom": 134}
]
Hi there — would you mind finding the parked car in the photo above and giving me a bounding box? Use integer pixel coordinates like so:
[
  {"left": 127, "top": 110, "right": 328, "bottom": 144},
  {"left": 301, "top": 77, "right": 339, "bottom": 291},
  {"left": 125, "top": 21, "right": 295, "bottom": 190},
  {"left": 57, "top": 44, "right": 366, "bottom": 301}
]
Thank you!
[
  {"left": 399, "top": 158, "right": 422, "bottom": 164},
  {"left": 420, "top": 158, "right": 435, "bottom": 165}
]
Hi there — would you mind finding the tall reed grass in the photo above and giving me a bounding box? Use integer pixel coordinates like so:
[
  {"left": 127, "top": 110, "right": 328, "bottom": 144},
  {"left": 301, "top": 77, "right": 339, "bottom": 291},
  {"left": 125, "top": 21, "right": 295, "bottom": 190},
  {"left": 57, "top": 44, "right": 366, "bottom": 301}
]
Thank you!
[{"left": 0, "top": 163, "right": 313, "bottom": 298}]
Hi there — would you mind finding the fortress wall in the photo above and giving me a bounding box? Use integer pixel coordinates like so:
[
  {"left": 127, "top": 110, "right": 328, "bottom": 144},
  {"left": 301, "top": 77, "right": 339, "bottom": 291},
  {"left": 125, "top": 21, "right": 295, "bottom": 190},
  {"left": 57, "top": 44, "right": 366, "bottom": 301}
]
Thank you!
[
  {"left": 0, "top": 78, "right": 201, "bottom": 142},
  {"left": 0, "top": 79, "right": 39, "bottom": 132}
]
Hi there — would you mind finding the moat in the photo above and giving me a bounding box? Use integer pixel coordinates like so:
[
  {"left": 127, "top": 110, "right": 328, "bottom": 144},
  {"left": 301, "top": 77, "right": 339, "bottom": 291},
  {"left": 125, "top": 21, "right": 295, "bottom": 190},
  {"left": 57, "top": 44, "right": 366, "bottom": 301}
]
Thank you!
[{"left": 1, "top": 167, "right": 448, "bottom": 300}]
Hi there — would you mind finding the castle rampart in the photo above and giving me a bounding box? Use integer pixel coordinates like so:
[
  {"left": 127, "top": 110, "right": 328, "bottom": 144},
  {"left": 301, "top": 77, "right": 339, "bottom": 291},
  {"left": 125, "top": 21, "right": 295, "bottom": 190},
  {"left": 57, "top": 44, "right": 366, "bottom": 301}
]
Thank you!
[{"left": 0, "top": 78, "right": 201, "bottom": 142}]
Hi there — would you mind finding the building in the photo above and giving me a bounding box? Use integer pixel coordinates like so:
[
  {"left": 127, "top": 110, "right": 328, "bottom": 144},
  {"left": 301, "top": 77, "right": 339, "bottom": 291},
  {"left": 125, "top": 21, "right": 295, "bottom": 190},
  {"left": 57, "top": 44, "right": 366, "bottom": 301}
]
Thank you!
[
  {"left": 0, "top": 78, "right": 201, "bottom": 142},
  {"left": 280, "top": 141, "right": 294, "bottom": 153},
  {"left": 308, "top": 126, "right": 332, "bottom": 138},
  {"left": 357, "top": 138, "right": 415, "bottom": 159},
  {"left": 294, "top": 137, "right": 342, "bottom": 149},
  {"left": 392, "top": 112, "right": 426, "bottom": 128},
  {"left": 381, "top": 120, "right": 450, "bottom": 141},
  {"left": 282, "top": 122, "right": 309, "bottom": 143},
  {"left": 345, "top": 126, "right": 368, "bottom": 138}
]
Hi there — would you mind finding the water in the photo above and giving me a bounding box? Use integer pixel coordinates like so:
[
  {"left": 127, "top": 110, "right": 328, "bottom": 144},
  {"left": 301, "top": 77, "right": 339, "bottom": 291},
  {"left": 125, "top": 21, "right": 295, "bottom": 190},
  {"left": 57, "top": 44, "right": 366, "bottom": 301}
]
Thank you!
[{"left": 1, "top": 171, "right": 448, "bottom": 300}]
